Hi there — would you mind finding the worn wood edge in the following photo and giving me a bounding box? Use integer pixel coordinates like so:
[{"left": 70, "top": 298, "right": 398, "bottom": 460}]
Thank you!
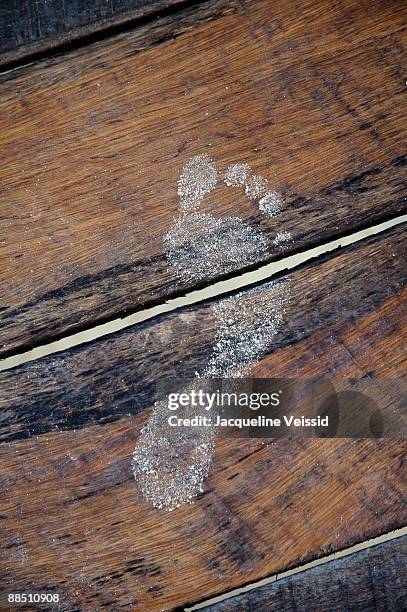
[
  {"left": 0, "top": 0, "right": 209, "bottom": 70},
  {"left": 186, "top": 528, "right": 407, "bottom": 610},
  {"left": 196, "top": 535, "right": 407, "bottom": 611},
  {"left": 0, "top": 0, "right": 236, "bottom": 81},
  {"left": 0, "top": 1, "right": 404, "bottom": 92}
]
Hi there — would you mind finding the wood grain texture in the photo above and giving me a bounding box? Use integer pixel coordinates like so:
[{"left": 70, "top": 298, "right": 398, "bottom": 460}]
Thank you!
[
  {"left": 0, "top": 226, "right": 406, "bottom": 610},
  {"left": 1, "top": 0, "right": 406, "bottom": 357},
  {"left": 1, "top": 224, "right": 406, "bottom": 441},
  {"left": 202, "top": 536, "right": 407, "bottom": 611},
  {"left": 0, "top": 0, "right": 191, "bottom": 67}
]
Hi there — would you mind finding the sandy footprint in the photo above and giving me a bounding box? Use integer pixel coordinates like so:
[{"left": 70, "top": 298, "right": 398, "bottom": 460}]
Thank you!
[
  {"left": 132, "top": 393, "right": 215, "bottom": 511},
  {"left": 132, "top": 155, "right": 291, "bottom": 511},
  {"left": 164, "top": 155, "right": 290, "bottom": 283},
  {"left": 224, "top": 162, "right": 283, "bottom": 218}
]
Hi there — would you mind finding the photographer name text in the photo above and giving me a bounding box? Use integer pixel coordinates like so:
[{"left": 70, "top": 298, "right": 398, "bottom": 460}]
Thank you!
[{"left": 168, "top": 415, "right": 329, "bottom": 428}]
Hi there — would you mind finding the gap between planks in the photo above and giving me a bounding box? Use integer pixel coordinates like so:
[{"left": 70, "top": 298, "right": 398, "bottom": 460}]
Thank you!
[
  {"left": 1, "top": 213, "right": 405, "bottom": 373},
  {"left": 185, "top": 526, "right": 407, "bottom": 611},
  {"left": 0, "top": 0, "right": 212, "bottom": 73}
]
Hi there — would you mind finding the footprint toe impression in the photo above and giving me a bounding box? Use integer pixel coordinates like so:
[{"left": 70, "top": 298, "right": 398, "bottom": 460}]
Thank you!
[
  {"left": 133, "top": 155, "right": 292, "bottom": 510},
  {"left": 164, "top": 154, "right": 290, "bottom": 284}
]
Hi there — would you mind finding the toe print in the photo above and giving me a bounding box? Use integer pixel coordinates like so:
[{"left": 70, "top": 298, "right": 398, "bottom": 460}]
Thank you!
[
  {"left": 258, "top": 192, "right": 283, "bottom": 218},
  {"left": 164, "top": 154, "right": 290, "bottom": 284},
  {"left": 177, "top": 154, "right": 218, "bottom": 212},
  {"left": 133, "top": 155, "right": 292, "bottom": 510},
  {"left": 225, "top": 162, "right": 284, "bottom": 219},
  {"left": 273, "top": 230, "right": 292, "bottom": 247}
]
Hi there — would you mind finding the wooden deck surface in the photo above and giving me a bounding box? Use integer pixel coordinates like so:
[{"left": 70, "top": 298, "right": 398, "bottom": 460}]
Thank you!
[
  {"left": 0, "top": 0, "right": 406, "bottom": 356},
  {"left": 1, "top": 227, "right": 405, "bottom": 610},
  {"left": 0, "top": 0, "right": 406, "bottom": 610}
]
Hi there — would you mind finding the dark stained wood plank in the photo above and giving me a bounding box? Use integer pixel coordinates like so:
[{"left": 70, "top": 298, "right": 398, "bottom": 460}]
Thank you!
[
  {"left": 0, "top": 0, "right": 406, "bottom": 356},
  {"left": 0, "top": 0, "right": 192, "bottom": 67},
  {"left": 202, "top": 536, "right": 407, "bottom": 611},
  {"left": 0, "top": 226, "right": 405, "bottom": 610}
]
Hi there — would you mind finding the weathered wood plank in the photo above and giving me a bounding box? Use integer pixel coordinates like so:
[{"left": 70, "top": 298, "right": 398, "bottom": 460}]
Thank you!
[
  {"left": 0, "top": 227, "right": 405, "bottom": 610},
  {"left": 0, "top": 0, "right": 190, "bottom": 67},
  {"left": 0, "top": 0, "right": 406, "bottom": 356},
  {"left": 201, "top": 536, "right": 407, "bottom": 611}
]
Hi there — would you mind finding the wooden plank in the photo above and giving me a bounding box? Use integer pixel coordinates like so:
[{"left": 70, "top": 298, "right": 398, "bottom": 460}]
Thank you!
[
  {"left": 0, "top": 0, "right": 406, "bottom": 357},
  {"left": 0, "top": 0, "right": 190, "bottom": 67},
  {"left": 0, "top": 226, "right": 405, "bottom": 610},
  {"left": 201, "top": 536, "right": 407, "bottom": 611}
]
